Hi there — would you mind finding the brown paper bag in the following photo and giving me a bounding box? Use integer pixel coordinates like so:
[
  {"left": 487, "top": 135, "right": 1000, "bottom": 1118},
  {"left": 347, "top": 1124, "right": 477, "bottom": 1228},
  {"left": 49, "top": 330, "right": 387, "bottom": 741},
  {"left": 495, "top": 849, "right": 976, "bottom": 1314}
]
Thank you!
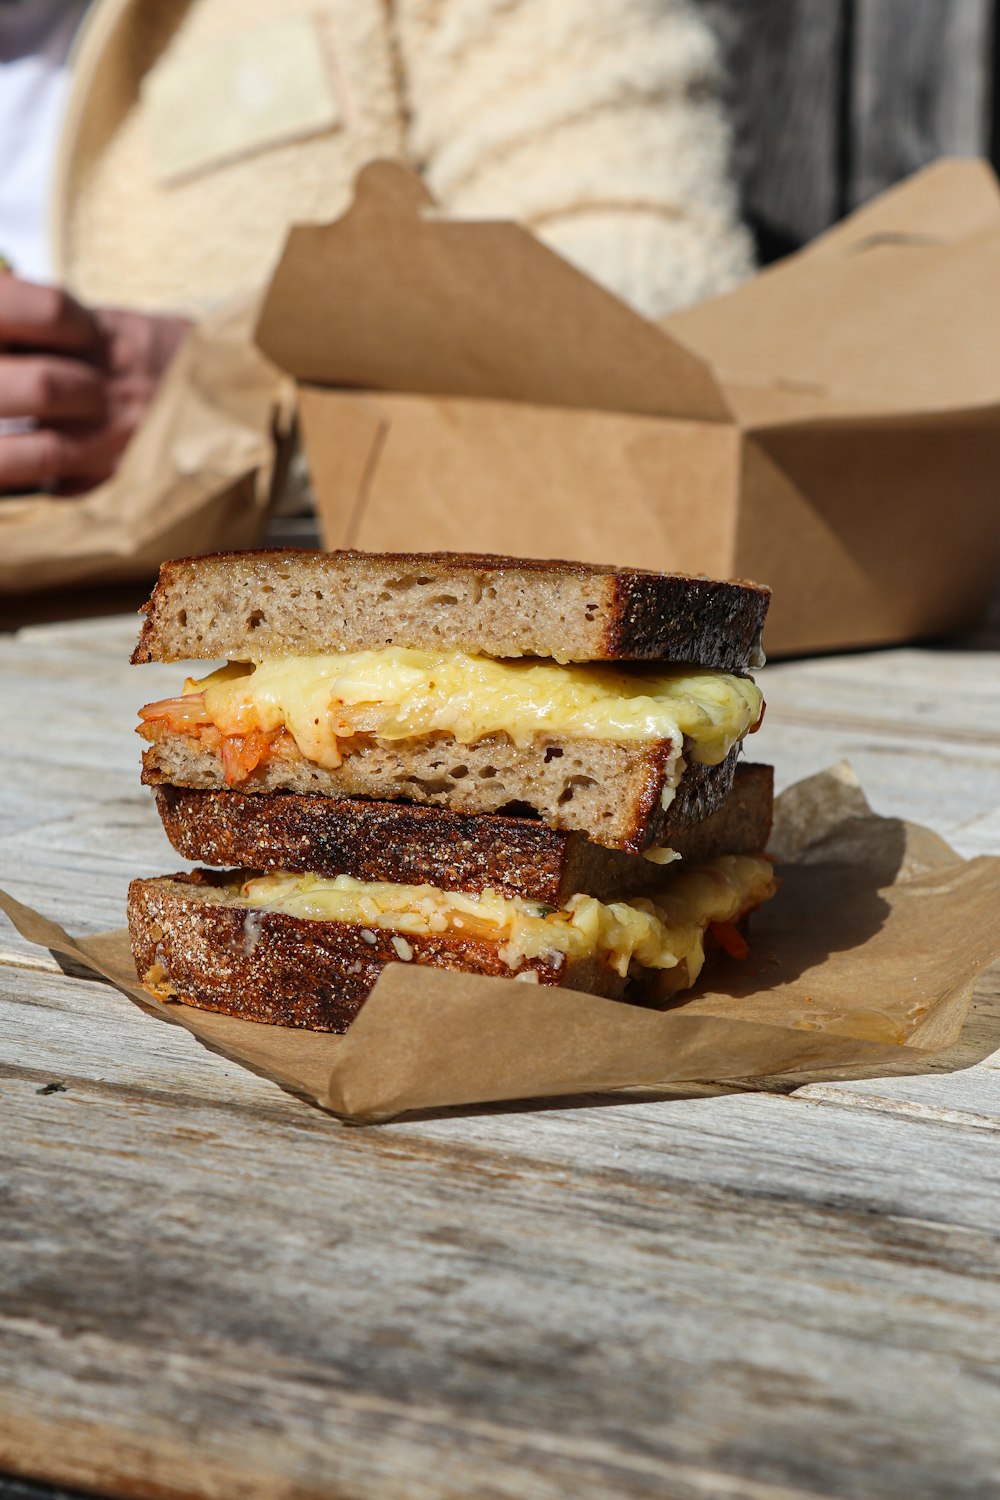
[
  {"left": 3, "top": 766, "right": 999, "bottom": 1124},
  {"left": 0, "top": 293, "right": 293, "bottom": 596}
]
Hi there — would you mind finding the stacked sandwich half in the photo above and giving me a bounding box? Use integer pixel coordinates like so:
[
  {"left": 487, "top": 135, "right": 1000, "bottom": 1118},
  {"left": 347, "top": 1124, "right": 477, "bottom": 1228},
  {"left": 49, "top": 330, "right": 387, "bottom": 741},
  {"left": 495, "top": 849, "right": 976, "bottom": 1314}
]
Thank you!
[{"left": 128, "top": 551, "right": 777, "bottom": 1030}]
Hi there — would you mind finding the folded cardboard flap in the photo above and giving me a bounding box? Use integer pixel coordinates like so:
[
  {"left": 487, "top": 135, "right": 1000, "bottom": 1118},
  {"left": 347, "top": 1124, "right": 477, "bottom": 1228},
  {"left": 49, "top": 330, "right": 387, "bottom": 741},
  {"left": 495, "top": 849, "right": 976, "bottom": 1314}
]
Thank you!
[
  {"left": 803, "top": 158, "right": 1000, "bottom": 256},
  {"left": 665, "top": 160, "right": 1000, "bottom": 420},
  {"left": 255, "top": 160, "right": 730, "bottom": 423},
  {"left": 259, "top": 158, "right": 1000, "bottom": 429}
]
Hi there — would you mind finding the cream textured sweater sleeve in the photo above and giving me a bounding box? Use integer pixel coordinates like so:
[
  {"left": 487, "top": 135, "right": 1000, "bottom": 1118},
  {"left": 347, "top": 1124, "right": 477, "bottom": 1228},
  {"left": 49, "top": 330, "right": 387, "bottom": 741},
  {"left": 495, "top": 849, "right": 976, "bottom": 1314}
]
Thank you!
[{"left": 389, "top": 0, "right": 755, "bottom": 319}]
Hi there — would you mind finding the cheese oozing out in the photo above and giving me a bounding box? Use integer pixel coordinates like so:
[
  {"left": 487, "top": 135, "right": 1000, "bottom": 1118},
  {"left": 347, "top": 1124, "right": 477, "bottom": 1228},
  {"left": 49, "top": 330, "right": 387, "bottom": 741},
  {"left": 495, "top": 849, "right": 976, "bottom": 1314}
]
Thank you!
[
  {"left": 175, "top": 649, "right": 763, "bottom": 771},
  {"left": 236, "top": 855, "right": 776, "bottom": 980}
]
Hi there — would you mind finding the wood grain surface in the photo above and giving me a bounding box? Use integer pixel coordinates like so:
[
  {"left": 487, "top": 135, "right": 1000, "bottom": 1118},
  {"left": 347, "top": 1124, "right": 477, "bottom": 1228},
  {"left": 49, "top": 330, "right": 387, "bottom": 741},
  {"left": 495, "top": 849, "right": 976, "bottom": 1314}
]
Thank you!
[
  {"left": 705, "top": 0, "right": 1000, "bottom": 252},
  {"left": 705, "top": 0, "right": 847, "bottom": 245},
  {"left": 2, "top": 607, "right": 1000, "bottom": 1500},
  {"left": 851, "top": 0, "right": 995, "bottom": 207}
]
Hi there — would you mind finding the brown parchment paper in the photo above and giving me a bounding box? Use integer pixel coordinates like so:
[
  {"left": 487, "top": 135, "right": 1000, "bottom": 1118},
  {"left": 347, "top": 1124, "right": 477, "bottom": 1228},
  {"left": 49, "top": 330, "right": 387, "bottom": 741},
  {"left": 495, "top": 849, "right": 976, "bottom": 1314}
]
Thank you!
[
  {"left": 0, "top": 292, "right": 293, "bottom": 596},
  {"left": 3, "top": 765, "right": 999, "bottom": 1123}
]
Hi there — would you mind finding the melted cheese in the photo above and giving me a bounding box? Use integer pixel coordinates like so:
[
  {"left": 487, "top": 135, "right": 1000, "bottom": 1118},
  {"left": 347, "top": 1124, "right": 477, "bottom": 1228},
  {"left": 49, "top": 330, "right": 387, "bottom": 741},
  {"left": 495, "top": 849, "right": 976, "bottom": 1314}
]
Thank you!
[
  {"left": 237, "top": 856, "right": 776, "bottom": 980},
  {"left": 642, "top": 844, "right": 683, "bottom": 865},
  {"left": 185, "top": 649, "right": 763, "bottom": 770}
]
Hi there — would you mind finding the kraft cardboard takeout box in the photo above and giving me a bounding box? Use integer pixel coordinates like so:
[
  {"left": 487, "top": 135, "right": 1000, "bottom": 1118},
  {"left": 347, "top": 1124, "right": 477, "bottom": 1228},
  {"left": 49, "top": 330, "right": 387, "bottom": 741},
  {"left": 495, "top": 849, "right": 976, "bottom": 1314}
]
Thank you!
[{"left": 256, "top": 158, "right": 1000, "bottom": 657}]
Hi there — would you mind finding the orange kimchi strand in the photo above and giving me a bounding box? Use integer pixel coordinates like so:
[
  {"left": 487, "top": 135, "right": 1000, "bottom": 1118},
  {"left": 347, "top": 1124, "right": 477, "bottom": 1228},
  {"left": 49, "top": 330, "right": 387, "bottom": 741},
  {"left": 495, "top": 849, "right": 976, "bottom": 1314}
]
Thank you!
[
  {"left": 749, "top": 698, "right": 766, "bottom": 735},
  {"left": 137, "top": 692, "right": 211, "bottom": 730},
  {"left": 137, "top": 696, "right": 351, "bottom": 780},
  {"left": 708, "top": 920, "right": 750, "bottom": 961},
  {"left": 220, "top": 728, "right": 283, "bottom": 786}
]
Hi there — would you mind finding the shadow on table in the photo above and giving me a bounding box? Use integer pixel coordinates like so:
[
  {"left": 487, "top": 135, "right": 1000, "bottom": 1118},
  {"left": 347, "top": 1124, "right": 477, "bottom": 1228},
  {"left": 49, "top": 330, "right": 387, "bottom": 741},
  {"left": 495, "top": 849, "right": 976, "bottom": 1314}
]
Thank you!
[
  {"left": 695, "top": 854, "right": 903, "bottom": 998},
  {"left": 647, "top": 811, "right": 910, "bottom": 1007}
]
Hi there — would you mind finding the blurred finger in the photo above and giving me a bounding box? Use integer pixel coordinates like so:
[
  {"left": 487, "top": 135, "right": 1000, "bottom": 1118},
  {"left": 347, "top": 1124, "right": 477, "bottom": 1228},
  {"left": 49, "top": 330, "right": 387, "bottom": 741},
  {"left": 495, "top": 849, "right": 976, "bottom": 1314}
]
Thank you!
[
  {"left": 0, "top": 356, "right": 107, "bottom": 422},
  {"left": 0, "top": 430, "right": 68, "bottom": 490},
  {"left": 0, "top": 423, "right": 128, "bottom": 492},
  {"left": 0, "top": 278, "right": 98, "bottom": 354}
]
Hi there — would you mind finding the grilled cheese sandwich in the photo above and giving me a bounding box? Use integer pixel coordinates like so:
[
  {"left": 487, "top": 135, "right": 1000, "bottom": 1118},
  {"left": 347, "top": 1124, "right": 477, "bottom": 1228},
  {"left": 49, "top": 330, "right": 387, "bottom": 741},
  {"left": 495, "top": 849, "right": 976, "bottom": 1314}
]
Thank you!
[{"left": 128, "top": 549, "right": 778, "bottom": 1033}]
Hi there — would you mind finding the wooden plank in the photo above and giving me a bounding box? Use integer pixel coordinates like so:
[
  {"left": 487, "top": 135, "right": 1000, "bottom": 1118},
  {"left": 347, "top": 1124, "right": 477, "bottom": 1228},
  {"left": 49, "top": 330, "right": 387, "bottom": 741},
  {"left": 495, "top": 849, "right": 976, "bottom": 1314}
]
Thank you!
[
  {"left": 4, "top": 608, "right": 1000, "bottom": 1499},
  {"left": 702, "top": 0, "right": 846, "bottom": 247},
  {"left": 0, "top": 617, "right": 179, "bottom": 961},
  {"left": 851, "top": 0, "right": 996, "bottom": 208},
  {"left": 3, "top": 969, "right": 1000, "bottom": 1500},
  {"left": 753, "top": 646, "right": 1000, "bottom": 832}
]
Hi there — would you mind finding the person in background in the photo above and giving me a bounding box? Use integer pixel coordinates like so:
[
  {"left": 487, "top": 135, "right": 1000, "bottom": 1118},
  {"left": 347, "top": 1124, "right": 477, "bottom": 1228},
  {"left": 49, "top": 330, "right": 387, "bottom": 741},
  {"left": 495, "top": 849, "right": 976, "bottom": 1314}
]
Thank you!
[
  {"left": 0, "top": 0, "right": 753, "bottom": 496},
  {"left": 0, "top": 0, "right": 188, "bottom": 492}
]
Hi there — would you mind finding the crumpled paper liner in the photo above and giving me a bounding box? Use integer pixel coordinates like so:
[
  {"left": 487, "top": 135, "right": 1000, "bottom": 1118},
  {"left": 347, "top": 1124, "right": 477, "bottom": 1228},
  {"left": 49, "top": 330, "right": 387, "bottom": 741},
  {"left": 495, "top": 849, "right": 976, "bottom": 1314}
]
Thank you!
[
  {"left": 3, "top": 766, "right": 999, "bottom": 1123},
  {"left": 0, "top": 292, "right": 294, "bottom": 596}
]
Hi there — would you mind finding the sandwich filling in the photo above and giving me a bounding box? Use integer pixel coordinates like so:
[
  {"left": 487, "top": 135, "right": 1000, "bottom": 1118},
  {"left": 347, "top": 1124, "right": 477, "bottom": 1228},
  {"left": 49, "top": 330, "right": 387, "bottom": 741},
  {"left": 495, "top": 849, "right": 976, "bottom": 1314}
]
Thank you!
[
  {"left": 139, "top": 649, "right": 764, "bottom": 785},
  {"left": 236, "top": 854, "right": 776, "bottom": 980}
]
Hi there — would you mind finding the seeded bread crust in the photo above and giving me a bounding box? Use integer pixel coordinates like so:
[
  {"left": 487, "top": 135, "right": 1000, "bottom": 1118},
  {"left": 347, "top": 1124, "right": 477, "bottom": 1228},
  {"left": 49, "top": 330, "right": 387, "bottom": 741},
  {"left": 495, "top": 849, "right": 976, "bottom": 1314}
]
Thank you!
[
  {"left": 130, "top": 550, "right": 770, "bottom": 668},
  {"left": 140, "top": 727, "right": 742, "bottom": 852},
  {"left": 153, "top": 763, "right": 774, "bottom": 903},
  {"left": 127, "top": 871, "right": 625, "bottom": 1032}
]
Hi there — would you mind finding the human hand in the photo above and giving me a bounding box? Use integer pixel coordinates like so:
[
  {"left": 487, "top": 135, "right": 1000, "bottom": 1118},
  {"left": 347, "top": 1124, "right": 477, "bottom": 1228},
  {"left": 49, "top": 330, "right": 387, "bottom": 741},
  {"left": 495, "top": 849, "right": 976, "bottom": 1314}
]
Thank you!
[{"left": 0, "top": 277, "right": 190, "bottom": 494}]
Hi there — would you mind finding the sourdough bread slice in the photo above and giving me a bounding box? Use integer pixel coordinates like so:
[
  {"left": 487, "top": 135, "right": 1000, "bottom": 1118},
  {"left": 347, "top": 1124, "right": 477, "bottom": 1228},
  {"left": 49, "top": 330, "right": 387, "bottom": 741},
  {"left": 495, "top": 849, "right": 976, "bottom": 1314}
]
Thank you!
[
  {"left": 131, "top": 550, "right": 770, "bottom": 668},
  {"left": 140, "top": 728, "right": 742, "bottom": 852},
  {"left": 128, "top": 871, "right": 625, "bottom": 1032},
  {"left": 128, "top": 855, "right": 777, "bottom": 1033},
  {"left": 153, "top": 763, "right": 774, "bottom": 904}
]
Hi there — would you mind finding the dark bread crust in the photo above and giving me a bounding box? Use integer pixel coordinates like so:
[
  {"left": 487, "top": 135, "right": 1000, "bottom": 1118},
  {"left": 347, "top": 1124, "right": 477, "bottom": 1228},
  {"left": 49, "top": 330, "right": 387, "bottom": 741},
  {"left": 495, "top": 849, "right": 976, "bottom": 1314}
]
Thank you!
[
  {"left": 140, "top": 728, "right": 742, "bottom": 853},
  {"left": 153, "top": 787, "right": 576, "bottom": 901},
  {"left": 127, "top": 871, "right": 624, "bottom": 1033},
  {"left": 606, "top": 570, "right": 768, "bottom": 672},
  {"left": 153, "top": 763, "right": 773, "bottom": 903},
  {"left": 555, "top": 761, "right": 772, "bottom": 896},
  {"left": 131, "top": 549, "right": 769, "bottom": 667}
]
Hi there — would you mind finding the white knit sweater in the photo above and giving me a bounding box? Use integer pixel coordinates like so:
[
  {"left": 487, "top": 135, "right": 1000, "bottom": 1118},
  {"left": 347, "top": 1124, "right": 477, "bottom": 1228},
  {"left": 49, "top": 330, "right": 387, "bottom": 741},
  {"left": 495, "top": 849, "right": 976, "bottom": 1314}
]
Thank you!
[
  {"left": 57, "top": 0, "right": 752, "bottom": 320},
  {"left": 393, "top": 0, "right": 754, "bottom": 317}
]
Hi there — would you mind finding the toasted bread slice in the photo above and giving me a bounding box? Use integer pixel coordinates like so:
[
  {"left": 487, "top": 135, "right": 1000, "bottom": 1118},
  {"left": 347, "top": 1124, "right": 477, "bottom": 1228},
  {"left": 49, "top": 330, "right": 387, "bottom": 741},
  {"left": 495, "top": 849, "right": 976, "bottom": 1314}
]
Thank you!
[
  {"left": 131, "top": 550, "right": 770, "bottom": 668},
  {"left": 140, "top": 727, "right": 742, "bottom": 853},
  {"left": 153, "top": 763, "right": 774, "bottom": 904},
  {"left": 128, "top": 856, "right": 777, "bottom": 1033},
  {"left": 128, "top": 870, "right": 628, "bottom": 1031}
]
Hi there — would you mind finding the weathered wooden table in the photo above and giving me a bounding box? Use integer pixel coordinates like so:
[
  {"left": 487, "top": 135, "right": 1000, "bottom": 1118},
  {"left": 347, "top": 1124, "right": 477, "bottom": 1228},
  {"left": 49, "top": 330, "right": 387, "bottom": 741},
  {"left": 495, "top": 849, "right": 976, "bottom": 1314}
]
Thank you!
[{"left": 2, "top": 604, "right": 1000, "bottom": 1500}]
